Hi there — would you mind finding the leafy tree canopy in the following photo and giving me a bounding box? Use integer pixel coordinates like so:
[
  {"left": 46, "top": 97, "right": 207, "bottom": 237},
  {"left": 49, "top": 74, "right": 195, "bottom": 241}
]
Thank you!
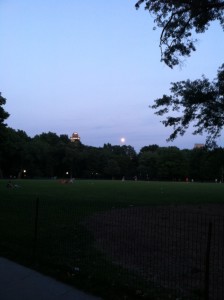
[
  {"left": 135, "top": 1, "right": 224, "bottom": 145},
  {"left": 135, "top": 0, "right": 224, "bottom": 68},
  {"left": 151, "top": 64, "right": 224, "bottom": 146},
  {"left": 140, "top": 144, "right": 159, "bottom": 153},
  {"left": 0, "top": 92, "right": 10, "bottom": 128}
]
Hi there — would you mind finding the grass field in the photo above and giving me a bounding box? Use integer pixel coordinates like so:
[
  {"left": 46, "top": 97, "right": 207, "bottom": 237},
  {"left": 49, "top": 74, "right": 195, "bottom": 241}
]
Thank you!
[
  {"left": 1, "top": 179, "right": 224, "bottom": 206},
  {"left": 1, "top": 179, "right": 224, "bottom": 299}
]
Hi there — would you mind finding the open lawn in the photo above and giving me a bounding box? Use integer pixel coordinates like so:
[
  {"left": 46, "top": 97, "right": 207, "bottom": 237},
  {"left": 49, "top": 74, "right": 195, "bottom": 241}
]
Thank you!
[
  {"left": 0, "top": 179, "right": 224, "bottom": 299},
  {"left": 1, "top": 179, "right": 224, "bottom": 206}
]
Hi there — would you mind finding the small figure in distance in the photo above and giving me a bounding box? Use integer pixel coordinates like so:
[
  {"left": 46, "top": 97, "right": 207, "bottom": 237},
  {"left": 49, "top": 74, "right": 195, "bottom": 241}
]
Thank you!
[{"left": 7, "top": 181, "right": 14, "bottom": 189}]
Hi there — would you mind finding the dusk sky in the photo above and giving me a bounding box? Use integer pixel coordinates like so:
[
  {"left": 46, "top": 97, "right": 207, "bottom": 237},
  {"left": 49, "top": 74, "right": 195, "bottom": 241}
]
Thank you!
[{"left": 1, "top": 1, "right": 224, "bottom": 152}]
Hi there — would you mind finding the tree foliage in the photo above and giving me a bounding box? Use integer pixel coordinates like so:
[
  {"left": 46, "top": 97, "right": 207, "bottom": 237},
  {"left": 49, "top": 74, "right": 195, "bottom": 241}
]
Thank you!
[
  {"left": 135, "top": 0, "right": 224, "bottom": 68},
  {"left": 1, "top": 127, "right": 224, "bottom": 181},
  {"left": 151, "top": 64, "right": 224, "bottom": 145},
  {"left": 0, "top": 93, "right": 9, "bottom": 128},
  {"left": 135, "top": 1, "right": 224, "bottom": 144},
  {"left": 0, "top": 93, "right": 10, "bottom": 177}
]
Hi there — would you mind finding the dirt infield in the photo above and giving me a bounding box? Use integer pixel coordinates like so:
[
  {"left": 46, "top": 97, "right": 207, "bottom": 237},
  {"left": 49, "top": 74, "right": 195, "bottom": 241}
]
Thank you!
[{"left": 85, "top": 205, "right": 224, "bottom": 299}]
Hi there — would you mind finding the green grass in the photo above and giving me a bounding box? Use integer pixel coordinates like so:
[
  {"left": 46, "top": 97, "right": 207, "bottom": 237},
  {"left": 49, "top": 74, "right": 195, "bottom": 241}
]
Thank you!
[
  {"left": 2, "top": 179, "right": 224, "bottom": 206},
  {"left": 1, "top": 179, "right": 224, "bottom": 299}
]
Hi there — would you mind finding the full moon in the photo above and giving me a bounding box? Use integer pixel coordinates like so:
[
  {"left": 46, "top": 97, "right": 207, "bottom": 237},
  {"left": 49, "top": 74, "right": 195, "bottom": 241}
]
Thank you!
[{"left": 120, "top": 137, "right": 125, "bottom": 143}]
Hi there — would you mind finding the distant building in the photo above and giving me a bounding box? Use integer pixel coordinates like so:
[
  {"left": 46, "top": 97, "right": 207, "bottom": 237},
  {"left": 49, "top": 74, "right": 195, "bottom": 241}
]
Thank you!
[
  {"left": 194, "top": 143, "right": 204, "bottom": 149},
  {"left": 70, "top": 132, "right": 80, "bottom": 142}
]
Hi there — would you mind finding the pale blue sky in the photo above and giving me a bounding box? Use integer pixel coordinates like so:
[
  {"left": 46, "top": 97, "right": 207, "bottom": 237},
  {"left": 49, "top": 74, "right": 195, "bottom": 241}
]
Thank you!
[{"left": 1, "top": 1, "right": 224, "bottom": 152}]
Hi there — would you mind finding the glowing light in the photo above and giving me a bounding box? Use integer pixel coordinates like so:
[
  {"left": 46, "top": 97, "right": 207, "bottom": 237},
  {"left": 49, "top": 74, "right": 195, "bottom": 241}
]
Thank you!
[{"left": 120, "top": 137, "right": 125, "bottom": 143}]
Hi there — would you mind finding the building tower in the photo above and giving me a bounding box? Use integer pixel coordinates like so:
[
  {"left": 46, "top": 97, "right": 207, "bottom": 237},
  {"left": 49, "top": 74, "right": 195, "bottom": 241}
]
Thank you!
[
  {"left": 194, "top": 143, "right": 204, "bottom": 149},
  {"left": 70, "top": 132, "right": 81, "bottom": 142}
]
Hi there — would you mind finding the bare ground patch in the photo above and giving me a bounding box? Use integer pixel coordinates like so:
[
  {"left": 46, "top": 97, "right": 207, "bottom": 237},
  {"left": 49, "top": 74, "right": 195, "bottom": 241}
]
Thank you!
[{"left": 84, "top": 204, "right": 224, "bottom": 299}]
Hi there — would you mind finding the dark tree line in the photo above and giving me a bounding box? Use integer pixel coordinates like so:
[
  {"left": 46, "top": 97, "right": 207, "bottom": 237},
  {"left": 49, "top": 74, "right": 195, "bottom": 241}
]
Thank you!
[{"left": 1, "top": 127, "right": 224, "bottom": 182}]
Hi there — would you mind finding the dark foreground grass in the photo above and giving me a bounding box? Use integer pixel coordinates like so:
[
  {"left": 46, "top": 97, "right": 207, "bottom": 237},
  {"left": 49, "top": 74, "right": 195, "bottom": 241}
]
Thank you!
[{"left": 1, "top": 179, "right": 224, "bottom": 299}]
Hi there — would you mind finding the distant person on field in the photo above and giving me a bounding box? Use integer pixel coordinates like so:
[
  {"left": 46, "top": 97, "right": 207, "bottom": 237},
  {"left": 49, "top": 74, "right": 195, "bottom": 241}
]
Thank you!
[{"left": 7, "top": 181, "right": 14, "bottom": 189}]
